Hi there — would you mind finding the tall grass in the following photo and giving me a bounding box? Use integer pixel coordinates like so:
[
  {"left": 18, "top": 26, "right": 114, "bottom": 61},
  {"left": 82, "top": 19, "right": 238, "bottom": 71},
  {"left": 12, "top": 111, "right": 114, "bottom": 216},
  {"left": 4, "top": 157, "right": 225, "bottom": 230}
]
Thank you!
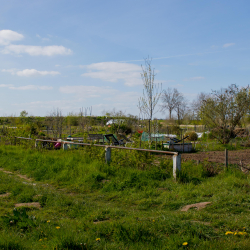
[{"left": 0, "top": 145, "right": 249, "bottom": 249}]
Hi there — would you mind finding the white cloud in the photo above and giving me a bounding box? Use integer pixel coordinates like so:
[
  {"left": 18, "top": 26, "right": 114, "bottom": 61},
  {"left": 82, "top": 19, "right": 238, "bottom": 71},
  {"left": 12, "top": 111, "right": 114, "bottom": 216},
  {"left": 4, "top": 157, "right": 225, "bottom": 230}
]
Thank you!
[
  {"left": 0, "top": 84, "right": 13, "bottom": 87},
  {"left": 60, "top": 85, "right": 117, "bottom": 97},
  {"left": 183, "top": 76, "right": 205, "bottom": 81},
  {"left": 223, "top": 43, "right": 235, "bottom": 48},
  {"left": 81, "top": 62, "right": 142, "bottom": 86},
  {"left": 9, "top": 85, "right": 53, "bottom": 90},
  {"left": 0, "top": 30, "right": 24, "bottom": 45},
  {"left": 2, "top": 45, "right": 72, "bottom": 56},
  {"left": 0, "top": 83, "right": 52, "bottom": 90},
  {"left": 2, "top": 68, "right": 60, "bottom": 76}
]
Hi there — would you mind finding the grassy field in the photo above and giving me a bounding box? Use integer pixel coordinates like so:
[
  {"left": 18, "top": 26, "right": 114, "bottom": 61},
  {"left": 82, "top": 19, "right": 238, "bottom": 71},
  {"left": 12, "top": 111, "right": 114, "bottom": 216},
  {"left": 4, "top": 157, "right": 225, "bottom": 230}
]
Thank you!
[{"left": 0, "top": 145, "right": 249, "bottom": 249}]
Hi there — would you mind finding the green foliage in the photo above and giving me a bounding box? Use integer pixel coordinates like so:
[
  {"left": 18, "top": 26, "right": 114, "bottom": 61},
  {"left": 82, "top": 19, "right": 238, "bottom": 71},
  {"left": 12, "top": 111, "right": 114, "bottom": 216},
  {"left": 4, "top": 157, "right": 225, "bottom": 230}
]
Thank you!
[
  {"left": 184, "top": 131, "right": 198, "bottom": 141},
  {"left": 0, "top": 145, "right": 250, "bottom": 249}
]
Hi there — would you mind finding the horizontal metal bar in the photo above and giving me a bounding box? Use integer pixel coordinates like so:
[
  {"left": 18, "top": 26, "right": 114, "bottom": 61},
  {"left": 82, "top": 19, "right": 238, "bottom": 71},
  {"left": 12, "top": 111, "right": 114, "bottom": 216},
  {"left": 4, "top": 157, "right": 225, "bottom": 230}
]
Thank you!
[
  {"left": 34, "top": 139, "right": 178, "bottom": 155},
  {"left": 16, "top": 137, "right": 33, "bottom": 140}
]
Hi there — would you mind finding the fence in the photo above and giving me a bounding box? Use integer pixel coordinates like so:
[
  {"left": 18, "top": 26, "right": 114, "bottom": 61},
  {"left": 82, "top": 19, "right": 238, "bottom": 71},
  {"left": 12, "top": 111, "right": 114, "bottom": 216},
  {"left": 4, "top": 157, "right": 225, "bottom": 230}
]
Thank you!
[{"left": 12, "top": 137, "right": 181, "bottom": 180}]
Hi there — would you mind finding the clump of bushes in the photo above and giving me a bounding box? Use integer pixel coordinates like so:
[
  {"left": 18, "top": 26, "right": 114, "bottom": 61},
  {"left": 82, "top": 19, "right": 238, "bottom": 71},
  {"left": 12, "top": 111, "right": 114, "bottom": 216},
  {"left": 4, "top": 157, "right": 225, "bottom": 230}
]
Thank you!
[{"left": 184, "top": 131, "right": 198, "bottom": 141}]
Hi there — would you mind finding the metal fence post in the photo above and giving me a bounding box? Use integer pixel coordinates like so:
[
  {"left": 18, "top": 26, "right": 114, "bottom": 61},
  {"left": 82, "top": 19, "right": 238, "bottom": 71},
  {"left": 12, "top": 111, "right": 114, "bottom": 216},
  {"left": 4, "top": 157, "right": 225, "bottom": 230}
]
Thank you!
[
  {"left": 105, "top": 146, "right": 111, "bottom": 163},
  {"left": 173, "top": 154, "right": 181, "bottom": 180},
  {"left": 63, "top": 142, "right": 68, "bottom": 150}
]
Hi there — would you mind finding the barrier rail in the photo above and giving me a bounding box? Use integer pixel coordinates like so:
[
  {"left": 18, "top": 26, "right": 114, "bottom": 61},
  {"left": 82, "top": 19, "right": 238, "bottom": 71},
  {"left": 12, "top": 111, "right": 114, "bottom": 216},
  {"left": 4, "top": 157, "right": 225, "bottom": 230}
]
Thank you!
[{"left": 14, "top": 137, "right": 181, "bottom": 180}]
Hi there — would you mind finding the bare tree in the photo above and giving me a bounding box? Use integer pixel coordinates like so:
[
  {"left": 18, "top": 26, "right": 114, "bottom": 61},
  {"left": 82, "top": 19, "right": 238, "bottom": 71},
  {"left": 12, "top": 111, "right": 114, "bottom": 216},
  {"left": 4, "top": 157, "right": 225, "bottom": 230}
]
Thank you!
[
  {"left": 46, "top": 109, "right": 64, "bottom": 138},
  {"left": 161, "top": 88, "right": 183, "bottom": 119},
  {"left": 175, "top": 97, "right": 189, "bottom": 123},
  {"left": 138, "top": 58, "right": 162, "bottom": 134}
]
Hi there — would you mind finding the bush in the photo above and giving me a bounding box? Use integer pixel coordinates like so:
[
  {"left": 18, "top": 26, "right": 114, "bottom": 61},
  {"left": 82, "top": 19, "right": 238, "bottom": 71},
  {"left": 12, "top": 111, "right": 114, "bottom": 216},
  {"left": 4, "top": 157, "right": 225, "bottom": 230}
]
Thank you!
[{"left": 184, "top": 131, "right": 198, "bottom": 141}]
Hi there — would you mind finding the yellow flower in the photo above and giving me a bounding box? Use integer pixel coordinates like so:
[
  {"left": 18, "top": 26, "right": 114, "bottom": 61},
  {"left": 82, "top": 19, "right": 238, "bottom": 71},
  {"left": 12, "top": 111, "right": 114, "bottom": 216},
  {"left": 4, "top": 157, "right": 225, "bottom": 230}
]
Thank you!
[
  {"left": 152, "top": 220, "right": 155, "bottom": 222},
  {"left": 39, "top": 239, "right": 43, "bottom": 241},
  {"left": 182, "top": 242, "right": 188, "bottom": 246},
  {"left": 56, "top": 226, "right": 60, "bottom": 229},
  {"left": 44, "top": 238, "right": 47, "bottom": 240},
  {"left": 234, "top": 232, "right": 237, "bottom": 235},
  {"left": 238, "top": 232, "right": 247, "bottom": 235},
  {"left": 96, "top": 238, "right": 101, "bottom": 241},
  {"left": 47, "top": 220, "right": 50, "bottom": 223},
  {"left": 225, "top": 231, "right": 234, "bottom": 235}
]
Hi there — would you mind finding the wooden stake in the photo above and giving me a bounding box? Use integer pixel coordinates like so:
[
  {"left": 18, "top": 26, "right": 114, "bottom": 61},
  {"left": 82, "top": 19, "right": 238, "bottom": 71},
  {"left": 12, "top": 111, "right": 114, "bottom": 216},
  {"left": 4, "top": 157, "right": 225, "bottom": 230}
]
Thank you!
[{"left": 225, "top": 149, "right": 228, "bottom": 170}]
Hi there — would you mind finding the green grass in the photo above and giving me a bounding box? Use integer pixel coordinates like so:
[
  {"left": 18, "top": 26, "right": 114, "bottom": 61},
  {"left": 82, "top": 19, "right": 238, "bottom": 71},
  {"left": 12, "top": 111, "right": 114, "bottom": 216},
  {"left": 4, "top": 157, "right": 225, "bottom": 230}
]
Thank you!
[{"left": 0, "top": 145, "right": 249, "bottom": 249}]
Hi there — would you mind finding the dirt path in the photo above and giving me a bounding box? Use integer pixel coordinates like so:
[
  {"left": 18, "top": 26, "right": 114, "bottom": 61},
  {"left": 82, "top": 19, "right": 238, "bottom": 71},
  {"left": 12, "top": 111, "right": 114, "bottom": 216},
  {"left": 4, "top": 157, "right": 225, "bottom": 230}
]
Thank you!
[{"left": 182, "top": 149, "right": 250, "bottom": 165}]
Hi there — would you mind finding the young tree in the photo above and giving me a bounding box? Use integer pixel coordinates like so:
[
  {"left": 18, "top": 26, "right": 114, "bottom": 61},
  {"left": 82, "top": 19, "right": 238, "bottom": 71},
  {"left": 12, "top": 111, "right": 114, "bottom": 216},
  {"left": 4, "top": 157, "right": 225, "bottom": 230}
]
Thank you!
[
  {"left": 138, "top": 58, "right": 162, "bottom": 134},
  {"left": 200, "top": 84, "right": 250, "bottom": 144}
]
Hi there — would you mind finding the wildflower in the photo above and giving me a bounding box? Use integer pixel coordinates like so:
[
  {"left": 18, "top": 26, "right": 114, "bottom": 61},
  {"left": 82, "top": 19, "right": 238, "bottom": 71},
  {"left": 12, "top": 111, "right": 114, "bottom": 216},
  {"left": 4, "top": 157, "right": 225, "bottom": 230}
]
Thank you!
[
  {"left": 225, "top": 231, "right": 234, "bottom": 235},
  {"left": 238, "top": 232, "right": 247, "bottom": 235},
  {"left": 56, "top": 226, "right": 60, "bottom": 229},
  {"left": 39, "top": 239, "right": 43, "bottom": 241},
  {"left": 182, "top": 242, "right": 188, "bottom": 246},
  {"left": 47, "top": 220, "right": 50, "bottom": 223},
  {"left": 234, "top": 232, "right": 237, "bottom": 235},
  {"left": 96, "top": 238, "right": 101, "bottom": 241},
  {"left": 44, "top": 238, "right": 47, "bottom": 240},
  {"left": 152, "top": 220, "right": 155, "bottom": 222}
]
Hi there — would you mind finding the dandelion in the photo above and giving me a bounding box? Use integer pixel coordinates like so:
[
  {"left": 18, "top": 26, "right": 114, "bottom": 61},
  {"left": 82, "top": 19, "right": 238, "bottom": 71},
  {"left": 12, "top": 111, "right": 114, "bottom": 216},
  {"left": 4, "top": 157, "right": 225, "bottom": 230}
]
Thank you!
[
  {"left": 225, "top": 231, "right": 234, "bottom": 235},
  {"left": 96, "top": 238, "right": 101, "bottom": 241},
  {"left": 152, "top": 220, "right": 155, "bottom": 223},
  {"left": 47, "top": 220, "right": 50, "bottom": 223},
  {"left": 182, "top": 242, "right": 188, "bottom": 246},
  {"left": 56, "top": 226, "right": 60, "bottom": 229},
  {"left": 238, "top": 232, "right": 247, "bottom": 235},
  {"left": 39, "top": 239, "right": 43, "bottom": 241},
  {"left": 234, "top": 232, "right": 238, "bottom": 235},
  {"left": 44, "top": 238, "right": 47, "bottom": 240}
]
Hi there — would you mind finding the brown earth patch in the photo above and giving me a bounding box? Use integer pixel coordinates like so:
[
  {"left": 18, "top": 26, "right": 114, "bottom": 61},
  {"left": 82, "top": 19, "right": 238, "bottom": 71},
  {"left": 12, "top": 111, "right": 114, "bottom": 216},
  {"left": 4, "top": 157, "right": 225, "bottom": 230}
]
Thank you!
[
  {"left": 0, "top": 192, "right": 11, "bottom": 198},
  {"left": 162, "top": 149, "right": 250, "bottom": 165},
  {"left": 15, "top": 202, "right": 41, "bottom": 209},
  {"left": 181, "top": 202, "right": 211, "bottom": 212}
]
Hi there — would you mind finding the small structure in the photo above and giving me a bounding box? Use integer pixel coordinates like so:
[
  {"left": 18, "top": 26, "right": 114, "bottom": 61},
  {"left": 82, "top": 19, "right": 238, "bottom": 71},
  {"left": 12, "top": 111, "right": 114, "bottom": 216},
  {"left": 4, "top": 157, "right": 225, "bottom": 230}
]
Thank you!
[{"left": 104, "top": 134, "right": 125, "bottom": 146}]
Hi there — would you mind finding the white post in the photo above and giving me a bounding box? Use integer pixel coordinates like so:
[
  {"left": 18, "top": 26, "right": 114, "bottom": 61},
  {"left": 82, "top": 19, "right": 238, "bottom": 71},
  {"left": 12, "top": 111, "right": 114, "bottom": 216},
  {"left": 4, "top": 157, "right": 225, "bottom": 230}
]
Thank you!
[
  {"left": 173, "top": 154, "right": 181, "bottom": 180},
  {"left": 105, "top": 147, "right": 111, "bottom": 163},
  {"left": 35, "top": 140, "right": 38, "bottom": 148},
  {"left": 63, "top": 142, "right": 68, "bottom": 150}
]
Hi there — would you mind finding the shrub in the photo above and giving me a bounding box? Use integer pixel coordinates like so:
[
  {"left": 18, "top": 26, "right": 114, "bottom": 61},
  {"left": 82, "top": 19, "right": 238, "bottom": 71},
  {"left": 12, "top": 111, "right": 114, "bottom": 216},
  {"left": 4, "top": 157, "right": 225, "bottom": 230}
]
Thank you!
[{"left": 184, "top": 131, "right": 198, "bottom": 141}]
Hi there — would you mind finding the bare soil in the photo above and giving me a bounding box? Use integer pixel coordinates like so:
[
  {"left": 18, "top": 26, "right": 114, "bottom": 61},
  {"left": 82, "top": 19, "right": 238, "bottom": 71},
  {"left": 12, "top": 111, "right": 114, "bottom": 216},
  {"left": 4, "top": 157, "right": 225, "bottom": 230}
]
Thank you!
[{"left": 182, "top": 149, "right": 250, "bottom": 165}]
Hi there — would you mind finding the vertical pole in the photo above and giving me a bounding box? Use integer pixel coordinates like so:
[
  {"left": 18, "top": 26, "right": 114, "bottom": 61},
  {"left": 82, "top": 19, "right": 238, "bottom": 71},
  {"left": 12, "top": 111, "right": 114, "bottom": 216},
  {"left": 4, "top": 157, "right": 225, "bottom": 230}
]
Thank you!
[
  {"left": 182, "top": 136, "right": 184, "bottom": 153},
  {"left": 105, "top": 147, "right": 111, "bottom": 163},
  {"left": 63, "top": 142, "right": 68, "bottom": 151},
  {"left": 173, "top": 154, "right": 181, "bottom": 180},
  {"left": 225, "top": 149, "right": 228, "bottom": 170},
  {"left": 35, "top": 140, "right": 38, "bottom": 148},
  {"left": 14, "top": 136, "right": 16, "bottom": 145}
]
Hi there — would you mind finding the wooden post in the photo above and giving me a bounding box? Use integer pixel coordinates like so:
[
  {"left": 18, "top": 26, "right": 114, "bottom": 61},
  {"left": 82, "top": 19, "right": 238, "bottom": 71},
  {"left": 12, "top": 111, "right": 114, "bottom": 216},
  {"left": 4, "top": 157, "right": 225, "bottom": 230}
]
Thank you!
[
  {"left": 173, "top": 154, "right": 181, "bottom": 180},
  {"left": 105, "top": 147, "right": 111, "bottom": 163},
  {"left": 225, "top": 149, "right": 228, "bottom": 170}
]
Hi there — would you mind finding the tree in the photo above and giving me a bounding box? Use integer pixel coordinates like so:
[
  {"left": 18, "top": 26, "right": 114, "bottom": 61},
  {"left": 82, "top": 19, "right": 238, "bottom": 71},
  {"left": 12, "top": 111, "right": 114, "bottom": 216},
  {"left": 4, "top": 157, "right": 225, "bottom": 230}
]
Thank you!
[
  {"left": 138, "top": 58, "right": 162, "bottom": 134},
  {"left": 20, "top": 110, "right": 28, "bottom": 117},
  {"left": 199, "top": 84, "right": 250, "bottom": 144},
  {"left": 161, "top": 88, "right": 184, "bottom": 120},
  {"left": 45, "top": 109, "right": 64, "bottom": 138}
]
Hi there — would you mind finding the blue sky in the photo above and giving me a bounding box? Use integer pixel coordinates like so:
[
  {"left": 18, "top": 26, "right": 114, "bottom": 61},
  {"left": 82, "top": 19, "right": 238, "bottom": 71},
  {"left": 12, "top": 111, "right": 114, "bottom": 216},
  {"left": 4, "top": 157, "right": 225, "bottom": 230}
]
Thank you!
[{"left": 0, "top": 0, "right": 250, "bottom": 117}]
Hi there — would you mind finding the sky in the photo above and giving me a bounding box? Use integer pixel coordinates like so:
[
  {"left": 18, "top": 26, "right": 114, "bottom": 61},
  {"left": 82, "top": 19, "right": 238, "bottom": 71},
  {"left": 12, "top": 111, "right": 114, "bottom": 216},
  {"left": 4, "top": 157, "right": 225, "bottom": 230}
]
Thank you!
[{"left": 0, "top": 0, "right": 250, "bottom": 118}]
